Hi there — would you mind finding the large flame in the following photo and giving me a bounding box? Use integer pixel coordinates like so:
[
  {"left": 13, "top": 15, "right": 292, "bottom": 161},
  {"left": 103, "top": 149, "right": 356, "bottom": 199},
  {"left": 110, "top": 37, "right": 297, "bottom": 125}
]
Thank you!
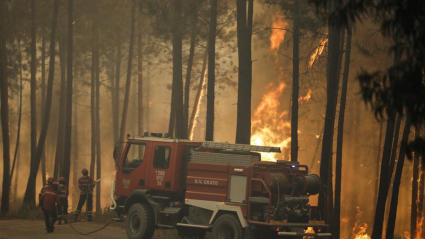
[
  {"left": 270, "top": 14, "right": 289, "bottom": 51},
  {"left": 308, "top": 38, "right": 328, "bottom": 68},
  {"left": 189, "top": 70, "right": 207, "bottom": 140},
  {"left": 352, "top": 206, "right": 371, "bottom": 239},
  {"left": 250, "top": 82, "right": 291, "bottom": 161}
]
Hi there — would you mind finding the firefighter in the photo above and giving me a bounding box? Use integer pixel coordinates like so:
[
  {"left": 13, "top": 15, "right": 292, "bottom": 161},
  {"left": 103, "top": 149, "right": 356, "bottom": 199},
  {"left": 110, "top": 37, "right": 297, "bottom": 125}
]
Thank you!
[
  {"left": 74, "top": 168, "right": 95, "bottom": 222},
  {"left": 40, "top": 177, "right": 61, "bottom": 233},
  {"left": 57, "top": 177, "right": 69, "bottom": 225}
]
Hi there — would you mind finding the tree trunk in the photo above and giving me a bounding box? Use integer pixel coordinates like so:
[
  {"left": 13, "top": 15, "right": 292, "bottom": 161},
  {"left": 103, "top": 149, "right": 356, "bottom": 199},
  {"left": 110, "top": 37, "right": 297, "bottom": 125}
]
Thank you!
[
  {"left": 318, "top": 4, "right": 342, "bottom": 224},
  {"left": 411, "top": 124, "right": 420, "bottom": 238},
  {"left": 375, "top": 121, "right": 384, "bottom": 205},
  {"left": 138, "top": 13, "right": 143, "bottom": 136},
  {"left": 169, "top": 0, "right": 185, "bottom": 139},
  {"left": 95, "top": 24, "right": 101, "bottom": 213},
  {"left": 41, "top": 32, "right": 47, "bottom": 185},
  {"left": 30, "top": 0, "right": 38, "bottom": 202},
  {"left": 419, "top": 135, "right": 424, "bottom": 239},
  {"left": 291, "top": 0, "right": 300, "bottom": 162},
  {"left": 61, "top": 0, "right": 73, "bottom": 184},
  {"left": 54, "top": 35, "right": 67, "bottom": 179},
  {"left": 184, "top": 1, "right": 198, "bottom": 137},
  {"left": 235, "top": 0, "right": 253, "bottom": 144},
  {"left": 388, "top": 114, "right": 402, "bottom": 178},
  {"left": 205, "top": 0, "right": 217, "bottom": 141},
  {"left": 10, "top": 39, "right": 24, "bottom": 182},
  {"left": 72, "top": 92, "right": 79, "bottom": 210},
  {"left": 114, "top": 42, "right": 121, "bottom": 144},
  {"left": 385, "top": 114, "right": 412, "bottom": 239},
  {"left": 189, "top": 48, "right": 208, "bottom": 139},
  {"left": 371, "top": 49, "right": 401, "bottom": 239},
  {"left": 90, "top": 22, "right": 96, "bottom": 177},
  {"left": 334, "top": 26, "right": 352, "bottom": 239},
  {"left": 23, "top": 0, "right": 59, "bottom": 207},
  {"left": 0, "top": 37, "right": 10, "bottom": 214},
  {"left": 119, "top": 0, "right": 136, "bottom": 143}
]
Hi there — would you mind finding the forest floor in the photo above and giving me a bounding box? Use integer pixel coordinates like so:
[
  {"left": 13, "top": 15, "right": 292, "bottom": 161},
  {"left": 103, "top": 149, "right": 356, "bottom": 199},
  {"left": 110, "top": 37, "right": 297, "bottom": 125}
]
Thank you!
[{"left": 0, "top": 219, "right": 203, "bottom": 239}]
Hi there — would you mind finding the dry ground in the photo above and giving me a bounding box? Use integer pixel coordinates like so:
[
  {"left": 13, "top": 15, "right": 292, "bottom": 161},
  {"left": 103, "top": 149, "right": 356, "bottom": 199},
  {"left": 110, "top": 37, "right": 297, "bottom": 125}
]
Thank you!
[{"left": 0, "top": 219, "right": 195, "bottom": 239}]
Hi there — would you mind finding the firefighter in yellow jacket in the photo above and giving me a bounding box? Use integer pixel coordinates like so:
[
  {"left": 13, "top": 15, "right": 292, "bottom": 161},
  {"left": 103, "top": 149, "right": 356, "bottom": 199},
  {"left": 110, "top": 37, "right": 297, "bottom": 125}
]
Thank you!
[{"left": 74, "top": 168, "right": 95, "bottom": 221}]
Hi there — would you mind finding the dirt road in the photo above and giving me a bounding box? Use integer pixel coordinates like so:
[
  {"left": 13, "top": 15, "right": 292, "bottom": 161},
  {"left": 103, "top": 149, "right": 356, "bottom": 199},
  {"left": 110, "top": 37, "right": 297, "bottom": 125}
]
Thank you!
[
  {"left": 0, "top": 219, "right": 127, "bottom": 239},
  {"left": 0, "top": 219, "right": 192, "bottom": 239}
]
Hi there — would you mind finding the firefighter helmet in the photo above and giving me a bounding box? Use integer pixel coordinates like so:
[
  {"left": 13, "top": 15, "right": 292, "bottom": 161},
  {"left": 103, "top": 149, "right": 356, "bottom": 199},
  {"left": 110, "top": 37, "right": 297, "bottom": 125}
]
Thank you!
[
  {"left": 47, "top": 177, "right": 54, "bottom": 184},
  {"left": 58, "top": 177, "right": 65, "bottom": 183},
  {"left": 82, "top": 168, "right": 89, "bottom": 175}
]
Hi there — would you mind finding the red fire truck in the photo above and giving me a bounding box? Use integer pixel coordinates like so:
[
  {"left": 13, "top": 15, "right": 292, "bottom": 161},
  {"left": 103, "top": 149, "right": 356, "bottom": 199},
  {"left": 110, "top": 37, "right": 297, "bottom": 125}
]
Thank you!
[{"left": 110, "top": 134, "right": 330, "bottom": 239}]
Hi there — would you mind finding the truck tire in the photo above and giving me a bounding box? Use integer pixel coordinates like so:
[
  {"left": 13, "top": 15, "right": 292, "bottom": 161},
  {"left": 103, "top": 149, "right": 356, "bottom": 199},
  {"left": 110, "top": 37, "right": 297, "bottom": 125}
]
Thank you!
[
  {"left": 125, "top": 203, "right": 155, "bottom": 239},
  {"left": 177, "top": 227, "right": 206, "bottom": 239},
  {"left": 212, "top": 214, "right": 243, "bottom": 239}
]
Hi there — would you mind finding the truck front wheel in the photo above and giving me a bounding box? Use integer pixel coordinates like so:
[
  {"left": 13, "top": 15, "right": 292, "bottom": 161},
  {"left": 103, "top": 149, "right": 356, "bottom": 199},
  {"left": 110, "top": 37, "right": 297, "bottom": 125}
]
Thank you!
[
  {"left": 126, "top": 203, "right": 155, "bottom": 239},
  {"left": 212, "top": 214, "right": 243, "bottom": 239}
]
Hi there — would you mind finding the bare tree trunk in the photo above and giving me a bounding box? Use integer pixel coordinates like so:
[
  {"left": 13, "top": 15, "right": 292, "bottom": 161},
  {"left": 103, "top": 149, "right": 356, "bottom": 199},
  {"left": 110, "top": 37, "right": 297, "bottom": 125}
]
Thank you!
[
  {"left": 419, "top": 135, "right": 424, "bottom": 239},
  {"left": 23, "top": 0, "right": 59, "bottom": 207},
  {"left": 388, "top": 114, "right": 402, "bottom": 178},
  {"left": 114, "top": 42, "right": 121, "bottom": 143},
  {"left": 189, "top": 48, "right": 208, "bottom": 139},
  {"left": 411, "top": 124, "right": 420, "bottom": 238},
  {"left": 119, "top": 0, "right": 136, "bottom": 143},
  {"left": 184, "top": 1, "right": 198, "bottom": 137},
  {"left": 205, "top": 0, "right": 217, "bottom": 141},
  {"left": 29, "top": 0, "right": 38, "bottom": 204},
  {"left": 61, "top": 0, "right": 73, "bottom": 184},
  {"left": 169, "top": 0, "right": 185, "bottom": 139},
  {"left": 375, "top": 121, "right": 384, "bottom": 205},
  {"left": 371, "top": 49, "right": 401, "bottom": 239},
  {"left": 54, "top": 35, "right": 67, "bottom": 179},
  {"left": 137, "top": 13, "right": 143, "bottom": 136},
  {"left": 90, "top": 22, "right": 96, "bottom": 177},
  {"left": 334, "top": 26, "right": 352, "bottom": 239},
  {"left": 10, "top": 39, "right": 24, "bottom": 182},
  {"left": 319, "top": 3, "right": 342, "bottom": 225},
  {"left": 1, "top": 37, "right": 10, "bottom": 213},
  {"left": 291, "top": 0, "right": 300, "bottom": 162},
  {"left": 235, "top": 0, "right": 253, "bottom": 144},
  {"left": 386, "top": 114, "right": 412, "bottom": 239},
  {"left": 72, "top": 92, "right": 79, "bottom": 209},
  {"left": 41, "top": 32, "right": 47, "bottom": 185},
  {"left": 95, "top": 25, "right": 101, "bottom": 213}
]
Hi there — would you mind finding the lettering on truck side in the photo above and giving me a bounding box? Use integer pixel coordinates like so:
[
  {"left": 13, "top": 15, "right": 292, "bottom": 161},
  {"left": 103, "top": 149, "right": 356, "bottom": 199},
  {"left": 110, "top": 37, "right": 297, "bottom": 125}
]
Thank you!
[
  {"left": 156, "top": 171, "right": 165, "bottom": 186},
  {"left": 194, "top": 179, "right": 219, "bottom": 186}
]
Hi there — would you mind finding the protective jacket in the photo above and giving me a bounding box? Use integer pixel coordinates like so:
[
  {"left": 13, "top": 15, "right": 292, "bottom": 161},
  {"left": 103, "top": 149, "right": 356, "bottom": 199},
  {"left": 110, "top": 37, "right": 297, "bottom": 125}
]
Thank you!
[
  {"left": 58, "top": 183, "right": 69, "bottom": 199},
  {"left": 41, "top": 185, "right": 61, "bottom": 212},
  {"left": 78, "top": 175, "right": 95, "bottom": 194}
]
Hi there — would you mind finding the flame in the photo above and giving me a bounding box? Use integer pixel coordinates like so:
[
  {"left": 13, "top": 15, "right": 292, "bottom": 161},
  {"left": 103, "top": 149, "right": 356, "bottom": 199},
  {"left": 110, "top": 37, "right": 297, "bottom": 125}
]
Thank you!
[
  {"left": 299, "top": 89, "right": 312, "bottom": 105},
  {"left": 270, "top": 14, "right": 289, "bottom": 51},
  {"left": 189, "top": 70, "right": 207, "bottom": 140},
  {"left": 308, "top": 38, "right": 328, "bottom": 68},
  {"left": 250, "top": 82, "right": 291, "bottom": 161},
  {"left": 352, "top": 206, "right": 371, "bottom": 239},
  {"left": 303, "top": 227, "right": 315, "bottom": 239},
  {"left": 416, "top": 217, "right": 424, "bottom": 239}
]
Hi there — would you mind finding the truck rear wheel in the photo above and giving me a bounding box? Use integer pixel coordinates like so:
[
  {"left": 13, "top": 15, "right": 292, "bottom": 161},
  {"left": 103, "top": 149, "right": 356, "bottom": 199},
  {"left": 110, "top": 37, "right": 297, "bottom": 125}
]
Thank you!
[
  {"left": 212, "top": 214, "right": 243, "bottom": 239},
  {"left": 126, "top": 203, "right": 155, "bottom": 239},
  {"left": 177, "top": 227, "right": 206, "bottom": 239}
]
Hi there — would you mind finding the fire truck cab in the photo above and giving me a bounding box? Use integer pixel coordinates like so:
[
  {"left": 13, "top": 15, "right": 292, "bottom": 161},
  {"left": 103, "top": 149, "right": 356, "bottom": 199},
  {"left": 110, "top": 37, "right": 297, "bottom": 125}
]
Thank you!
[{"left": 111, "top": 134, "right": 331, "bottom": 239}]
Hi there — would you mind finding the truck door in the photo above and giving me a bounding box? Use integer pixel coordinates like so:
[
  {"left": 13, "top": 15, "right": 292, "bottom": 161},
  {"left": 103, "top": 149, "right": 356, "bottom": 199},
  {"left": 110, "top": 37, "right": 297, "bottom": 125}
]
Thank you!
[
  {"left": 147, "top": 142, "right": 175, "bottom": 191},
  {"left": 116, "top": 142, "right": 149, "bottom": 196}
]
